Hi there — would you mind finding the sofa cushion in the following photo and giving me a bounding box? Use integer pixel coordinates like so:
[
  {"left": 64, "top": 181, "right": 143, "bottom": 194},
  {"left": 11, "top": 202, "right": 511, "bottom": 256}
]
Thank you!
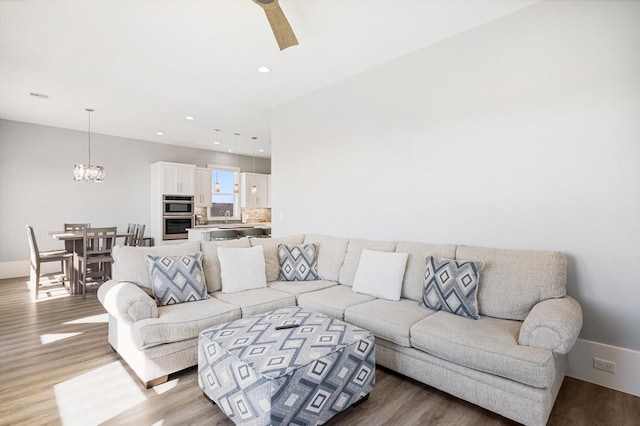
[
  {"left": 345, "top": 298, "right": 434, "bottom": 347},
  {"left": 352, "top": 249, "right": 408, "bottom": 301},
  {"left": 212, "top": 288, "right": 296, "bottom": 317},
  {"left": 410, "top": 311, "right": 555, "bottom": 388},
  {"left": 419, "top": 256, "right": 483, "bottom": 320},
  {"left": 250, "top": 235, "right": 306, "bottom": 282},
  {"left": 456, "top": 246, "right": 567, "bottom": 320},
  {"left": 297, "top": 285, "right": 375, "bottom": 320},
  {"left": 200, "top": 238, "right": 251, "bottom": 292},
  {"left": 268, "top": 280, "right": 337, "bottom": 299},
  {"left": 338, "top": 239, "right": 396, "bottom": 286},
  {"left": 277, "top": 244, "right": 319, "bottom": 281},
  {"left": 131, "top": 297, "right": 240, "bottom": 349},
  {"left": 303, "top": 235, "right": 349, "bottom": 281},
  {"left": 112, "top": 241, "right": 200, "bottom": 292},
  {"left": 395, "top": 242, "right": 457, "bottom": 301},
  {"left": 146, "top": 253, "right": 208, "bottom": 306},
  {"left": 217, "top": 246, "right": 267, "bottom": 293}
]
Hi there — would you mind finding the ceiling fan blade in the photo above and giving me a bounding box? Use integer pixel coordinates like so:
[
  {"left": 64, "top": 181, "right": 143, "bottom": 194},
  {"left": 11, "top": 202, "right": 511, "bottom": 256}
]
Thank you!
[{"left": 252, "top": 0, "right": 298, "bottom": 51}]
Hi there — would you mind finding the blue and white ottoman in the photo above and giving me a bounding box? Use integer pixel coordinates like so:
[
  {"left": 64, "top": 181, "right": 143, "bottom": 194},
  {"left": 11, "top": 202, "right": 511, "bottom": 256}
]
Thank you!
[{"left": 198, "top": 306, "right": 375, "bottom": 425}]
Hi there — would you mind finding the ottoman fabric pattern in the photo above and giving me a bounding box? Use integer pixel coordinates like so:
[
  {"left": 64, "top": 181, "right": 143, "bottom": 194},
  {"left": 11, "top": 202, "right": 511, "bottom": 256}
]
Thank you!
[{"left": 198, "top": 307, "right": 375, "bottom": 425}]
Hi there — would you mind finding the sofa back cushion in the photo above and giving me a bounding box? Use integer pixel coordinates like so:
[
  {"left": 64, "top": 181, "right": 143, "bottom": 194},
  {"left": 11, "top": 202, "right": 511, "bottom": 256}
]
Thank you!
[
  {"left": 456, "top": 246, "right": 567, "bottom": 320},
  {"left": 250, "top": 235, "right": 305, "bottom": 282},
  {"left": 395, "top": 242, "right": 457, "bottom": 301},
  {"left": 112, "top": 241, "right": 201, "bottom": 292},
  {"left": 303, "top": 234, "right": 349, "bottom": 281},
  {"left": 338, "top": 239, "right": 396, "bottom": 286},
  {"left": 200, "top": 238, "right": 251, "bottom": 292}
]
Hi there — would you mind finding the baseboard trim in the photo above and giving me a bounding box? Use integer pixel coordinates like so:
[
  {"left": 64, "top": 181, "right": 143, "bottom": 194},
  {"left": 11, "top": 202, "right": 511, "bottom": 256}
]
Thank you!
[{"left": 567, "top": 338, "right": 640, "bottom": 397}]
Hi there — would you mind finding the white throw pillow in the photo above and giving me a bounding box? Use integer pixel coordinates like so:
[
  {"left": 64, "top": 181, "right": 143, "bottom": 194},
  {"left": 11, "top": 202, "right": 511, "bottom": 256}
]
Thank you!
[
  {"left": 352, "top": 249, "right": 409, "bottom": 301},
  {"left": 217, "top": 245, "right": 267, "bottom": 293}
]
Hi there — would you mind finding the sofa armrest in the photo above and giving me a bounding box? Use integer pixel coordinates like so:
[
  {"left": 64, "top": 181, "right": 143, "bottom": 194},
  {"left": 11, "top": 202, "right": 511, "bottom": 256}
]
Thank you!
[
  {"left": 519, "top": 296, "right": 582, "bottom": 354},
  {"left": 97, "top": 280, "right": 158, "bottom": 323}
]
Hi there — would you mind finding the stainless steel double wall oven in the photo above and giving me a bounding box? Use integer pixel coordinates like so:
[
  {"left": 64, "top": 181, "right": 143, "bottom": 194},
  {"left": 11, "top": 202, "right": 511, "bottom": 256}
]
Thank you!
[{"left": 162, "top": 195, "right": 194, "bottom": 240}]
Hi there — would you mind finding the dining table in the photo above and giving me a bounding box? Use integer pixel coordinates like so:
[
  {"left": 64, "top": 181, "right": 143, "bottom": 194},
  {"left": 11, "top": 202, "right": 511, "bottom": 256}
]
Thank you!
[{"left": 48, "top": 230, "right": 132, "bottom": 294}]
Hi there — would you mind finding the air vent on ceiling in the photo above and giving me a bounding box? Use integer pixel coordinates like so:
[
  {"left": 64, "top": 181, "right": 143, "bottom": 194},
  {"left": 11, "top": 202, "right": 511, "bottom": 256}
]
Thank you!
[{"left": 29, "top": 92, "right": 50, "bottom": 100}]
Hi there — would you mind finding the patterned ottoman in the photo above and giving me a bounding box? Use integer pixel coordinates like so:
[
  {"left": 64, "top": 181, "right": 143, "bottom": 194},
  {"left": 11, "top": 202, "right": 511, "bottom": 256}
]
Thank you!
[{"left": 198, "top": 306, "right": 375, "bottom": 425}]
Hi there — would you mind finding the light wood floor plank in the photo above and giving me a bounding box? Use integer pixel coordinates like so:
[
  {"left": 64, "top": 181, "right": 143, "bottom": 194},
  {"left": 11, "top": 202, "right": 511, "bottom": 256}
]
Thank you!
[{"left": 1, "top": 276, "right": 637, "bottom": 425}]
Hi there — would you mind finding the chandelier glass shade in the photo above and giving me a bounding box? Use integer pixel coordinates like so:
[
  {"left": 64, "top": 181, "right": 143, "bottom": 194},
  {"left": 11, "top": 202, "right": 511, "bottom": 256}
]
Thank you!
[
  {"left": 73, "top": 164, "right": 105, "bottom": 182},
  {"left": 74, "top": 108, "right": 104, "bottom": 182}
]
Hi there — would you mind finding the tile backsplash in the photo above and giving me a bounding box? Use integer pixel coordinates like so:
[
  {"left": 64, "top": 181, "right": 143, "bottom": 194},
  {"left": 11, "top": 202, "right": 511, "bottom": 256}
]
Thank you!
[{"left": 241, "top": 208, "right": 271, "bottom": 223}]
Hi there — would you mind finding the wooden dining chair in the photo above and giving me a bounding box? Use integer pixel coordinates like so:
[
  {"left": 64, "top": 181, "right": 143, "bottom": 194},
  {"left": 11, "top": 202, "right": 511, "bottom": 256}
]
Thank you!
[
  {"left": 64, "top": 223, "right": 91, "bottom": 231},
  {"left": 26, "top": 225, "right": 74, "bottom": 301},
  {"left": 76, "top": 227, "right": 117, "bottom": 299},
  {"left": 124, "top": 223, "right": 146, "bottom": 247}
]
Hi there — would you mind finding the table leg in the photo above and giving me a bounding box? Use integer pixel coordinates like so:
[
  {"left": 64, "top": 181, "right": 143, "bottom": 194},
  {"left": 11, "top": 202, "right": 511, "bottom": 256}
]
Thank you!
[{"left": 71, "top": 239, "right": 83, "bottom": 295}]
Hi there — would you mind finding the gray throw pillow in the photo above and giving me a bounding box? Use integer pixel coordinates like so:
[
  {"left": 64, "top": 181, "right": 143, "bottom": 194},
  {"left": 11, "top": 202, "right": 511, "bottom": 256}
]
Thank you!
[
  {"left": 419, "top": 256, "right": 484, "bottom": 320},
  {"left": 146, "top": 252, "right": 207, "bottom": 306},
  {"left": 278, "top": 244, "right": 319, "bottom": 281}
]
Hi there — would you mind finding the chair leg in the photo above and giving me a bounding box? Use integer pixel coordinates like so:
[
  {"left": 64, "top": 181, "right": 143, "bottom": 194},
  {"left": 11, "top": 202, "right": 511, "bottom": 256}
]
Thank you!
[
  {"left": 81, "top": 260, "right": 86, "bottom": 300},
  {"left": 60, "top": 260, "right": 67, "bottom": 286},
  {"left": 31, "top": 264, "right": 40, "bottom": 301}
]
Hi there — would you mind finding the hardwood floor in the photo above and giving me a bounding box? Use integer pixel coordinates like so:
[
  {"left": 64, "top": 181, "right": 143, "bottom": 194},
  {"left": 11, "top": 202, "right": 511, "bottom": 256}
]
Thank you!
[{"left": 1, "top": 276, "right": 638, "bottom": 426}]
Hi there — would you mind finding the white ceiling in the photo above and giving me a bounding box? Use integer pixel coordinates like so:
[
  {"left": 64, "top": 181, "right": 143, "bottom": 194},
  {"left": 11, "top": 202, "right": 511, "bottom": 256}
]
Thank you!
[{"left": 0, "top": 0, "right": 538, "bottom": 158}]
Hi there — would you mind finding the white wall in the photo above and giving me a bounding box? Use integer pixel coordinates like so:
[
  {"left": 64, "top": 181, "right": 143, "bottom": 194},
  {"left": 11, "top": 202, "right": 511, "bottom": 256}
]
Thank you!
[
  {"left": 0, "top": 119, "right": 270, "bottom": 270},
  {"left": 272, "top": 0, "right": 640, "bottom": 358}
]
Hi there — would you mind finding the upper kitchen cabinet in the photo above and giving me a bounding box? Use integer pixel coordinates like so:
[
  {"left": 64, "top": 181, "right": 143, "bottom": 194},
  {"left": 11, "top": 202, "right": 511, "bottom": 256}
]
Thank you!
[
  {"left": 194, "top": 168, "right": 212, "bottom": 207},
  {"left": 151, "top": 161, "right": 196, "bottom": 195},
  {"left": 240, "top": 172, "right": 271, "bottom": 208}
]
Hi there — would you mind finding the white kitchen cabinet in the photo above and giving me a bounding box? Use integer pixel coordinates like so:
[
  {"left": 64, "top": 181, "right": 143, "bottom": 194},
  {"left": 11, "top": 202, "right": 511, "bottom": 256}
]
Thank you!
[
  {"left": 194, "top": 168, "right": 212, "bottom": 207},
  {"left": 155, "top": 162, "right": 195, "bottom": 195},
  {"left": 240, "top": 173, "right": 270, "bottom": 208}
]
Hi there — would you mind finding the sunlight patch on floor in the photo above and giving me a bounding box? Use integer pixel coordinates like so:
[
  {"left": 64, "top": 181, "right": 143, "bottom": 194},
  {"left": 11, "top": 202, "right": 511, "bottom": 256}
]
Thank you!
[
  {"left": 64, "top": 313, "right": 108, "bottom": 324},
  {"left": 54, "top": 361, "right": 147, "bottom": 425},
  {"left": 152, "top": 377, "right": 180, "bottom": 395},
  {"left": 41, "top": 332, "right": 82, "bottom": 345},
  {"left": 32, "top": 276, "right": 72, "bottom": 302}
]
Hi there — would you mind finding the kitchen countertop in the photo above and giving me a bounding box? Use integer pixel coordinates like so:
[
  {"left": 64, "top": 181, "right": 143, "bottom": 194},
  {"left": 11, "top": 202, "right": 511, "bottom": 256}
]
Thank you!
[{"left": 189, "top": 222, "right": 271, "bottom": 231}]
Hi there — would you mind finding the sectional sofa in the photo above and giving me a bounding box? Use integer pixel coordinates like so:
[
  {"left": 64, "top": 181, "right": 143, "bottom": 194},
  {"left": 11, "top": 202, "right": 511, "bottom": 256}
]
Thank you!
[{"left": 97, "top": 234, "right": 582, "bottom": 426}]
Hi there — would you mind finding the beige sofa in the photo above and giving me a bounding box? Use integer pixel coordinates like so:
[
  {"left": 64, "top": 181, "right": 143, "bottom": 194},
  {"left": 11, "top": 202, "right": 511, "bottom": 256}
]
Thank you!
[{"left": 97, "top": 234, "right": 582, "bottom": 426}]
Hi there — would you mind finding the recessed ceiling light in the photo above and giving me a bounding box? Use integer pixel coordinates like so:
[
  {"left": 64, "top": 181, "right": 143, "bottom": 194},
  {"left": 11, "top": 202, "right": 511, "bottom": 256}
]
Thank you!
[
  {"left": 258, "top": 66, "right": 271, "bottom": 74},
  {"left": 156, "top": 131, "right": 164, "bottom": 136},
  {"left": 228, "top": 149, "right": 233, "bottom": 152},
  {"left": 185, "top": 116, "right": 195, "bottom": 120},
  {"left": 258, "top": 148, "right": 265, "bottom": 152}
]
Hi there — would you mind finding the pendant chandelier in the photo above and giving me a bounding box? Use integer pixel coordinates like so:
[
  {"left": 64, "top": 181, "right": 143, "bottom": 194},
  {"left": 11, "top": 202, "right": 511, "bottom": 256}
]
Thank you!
[
  {"left": 251, "top": 136, "right": 258, "bottom": 195},
  {"left": 233, "top": 133, "right": 240, "bottom": 194},
  {"left": 73, "top": 108, "right": 104, "bottom": 182}
]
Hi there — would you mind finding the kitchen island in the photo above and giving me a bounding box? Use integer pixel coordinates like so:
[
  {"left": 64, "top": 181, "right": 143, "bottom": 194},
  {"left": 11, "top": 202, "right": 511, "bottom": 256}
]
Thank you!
[{"left": 187, "top": 223, "right": 271, "bottom": 241}]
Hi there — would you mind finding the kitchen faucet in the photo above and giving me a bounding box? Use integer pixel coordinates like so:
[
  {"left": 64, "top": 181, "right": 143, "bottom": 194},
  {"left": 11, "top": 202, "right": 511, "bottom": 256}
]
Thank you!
[{"left": 225, "top": 210, "right": 230, "bottom": 224}]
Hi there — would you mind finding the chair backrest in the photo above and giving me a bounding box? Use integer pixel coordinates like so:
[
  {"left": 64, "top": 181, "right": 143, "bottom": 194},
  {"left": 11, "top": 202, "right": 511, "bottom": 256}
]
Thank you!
[
  {"left": 83, "top": 227, "right": 117, "bottom": 256},
  {"left": 237, "top": 228, "right": 264, "bottom": 238},
  {"left": 210, "top": 229, "right": 238, "bottom": 240},
  {"left": 26, "top": 225, "right": 39, "bottom": 265},
  {"left": 124, "top": 223, "right": 146, "bottom": 246},
  {"left": 64, "top": 223, "right": 90, "bottom": 231}
]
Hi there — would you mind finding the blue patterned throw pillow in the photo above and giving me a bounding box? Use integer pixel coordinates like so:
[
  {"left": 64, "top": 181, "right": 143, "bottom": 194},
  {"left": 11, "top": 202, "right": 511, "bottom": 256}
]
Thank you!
[
  {"left": 146, "top": 252, "right": 207, "bottom": 306},
  {"left": 278, "top": 244, "right": 319, "bottom": 281},
  {"left": 419, "top": 256, "right": 484, "bottom": 320}
]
